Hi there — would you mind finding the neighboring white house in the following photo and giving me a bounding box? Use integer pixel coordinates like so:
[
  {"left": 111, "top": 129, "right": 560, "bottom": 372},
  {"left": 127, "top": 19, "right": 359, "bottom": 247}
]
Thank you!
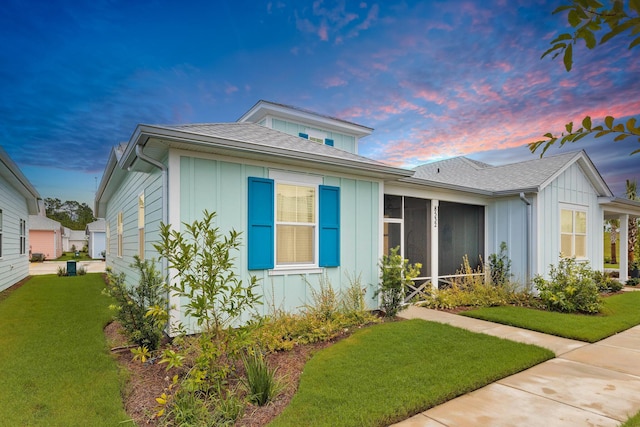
[
  {"left": 64, "top": 228, "right": 87, "bottom": 253},
  {"left": 85, "top": 219, "right": 106, "bottom": 259},
  {"left": 95, "top": 100, "right": 640, "bottom": 333},
  {"left": 0, "top": 145, "right": 41, "bottom": 291}
]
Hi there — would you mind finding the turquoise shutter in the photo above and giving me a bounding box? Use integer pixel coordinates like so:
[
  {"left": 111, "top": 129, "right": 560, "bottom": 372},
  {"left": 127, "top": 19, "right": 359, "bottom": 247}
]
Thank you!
[
  {"left": 324, "top": 138, "right": 334, "bottom": 146},
  {"left": 247, "top": 177, "right": 274, "bottom": 270},
  {"left": 299, "top": 132, "right": 309, "bottom": 139},
  {"left": 319, "top": 185, "right": 340, "bottom": 267}
]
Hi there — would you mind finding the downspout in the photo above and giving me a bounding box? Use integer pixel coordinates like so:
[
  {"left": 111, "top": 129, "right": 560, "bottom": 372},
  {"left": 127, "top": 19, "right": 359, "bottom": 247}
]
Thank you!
[
  {"left": 519, "top": 192, "right": 532, "bottom": 285},
  {"left": 132, "top": 143, "right": 171, "bottom": 324}
]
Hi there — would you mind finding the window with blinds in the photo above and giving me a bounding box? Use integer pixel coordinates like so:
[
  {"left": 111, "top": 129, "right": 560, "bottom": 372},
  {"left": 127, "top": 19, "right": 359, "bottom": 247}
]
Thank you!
[
  {"left": 560, "top": 208, "right": 587, "bottom": 258},
  {"left": 276, "top": 183, "right": 316, "bottom": 265}
]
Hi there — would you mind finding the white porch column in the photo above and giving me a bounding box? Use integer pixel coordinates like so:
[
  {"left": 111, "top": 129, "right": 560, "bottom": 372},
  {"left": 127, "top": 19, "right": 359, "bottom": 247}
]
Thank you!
[
  {"left": 431, "top": 199, "right": 439, "bottom": 289},
  {"left": 620, "top": 214, "right": 629, "bottom": 283}
]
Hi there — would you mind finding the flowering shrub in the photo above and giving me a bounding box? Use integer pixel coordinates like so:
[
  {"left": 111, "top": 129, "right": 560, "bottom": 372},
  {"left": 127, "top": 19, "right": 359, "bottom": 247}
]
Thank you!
[{"left": 534, "top": 258, "right": 601, "bottom": 314}]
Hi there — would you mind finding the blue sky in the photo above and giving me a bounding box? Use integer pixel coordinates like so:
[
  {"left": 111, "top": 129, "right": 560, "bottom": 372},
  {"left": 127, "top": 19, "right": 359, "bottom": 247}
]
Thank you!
[{"left": 2, "top": 0, "right": 638, "bottom": 208}]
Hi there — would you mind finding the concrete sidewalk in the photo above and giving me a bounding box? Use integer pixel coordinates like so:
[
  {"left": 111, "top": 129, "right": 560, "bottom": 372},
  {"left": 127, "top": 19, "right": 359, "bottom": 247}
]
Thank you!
[
  {"left": 392, "top": 306, "right": 640, "bottom": 427},
  {"left": 28, "top": 260, "right": 106, "bottom": 275}
]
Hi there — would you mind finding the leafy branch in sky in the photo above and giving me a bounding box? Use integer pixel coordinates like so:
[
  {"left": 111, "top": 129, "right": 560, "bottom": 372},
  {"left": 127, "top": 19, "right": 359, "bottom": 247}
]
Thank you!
[{"left": 529, "top": 0, "right": 640, "bottom": 156}]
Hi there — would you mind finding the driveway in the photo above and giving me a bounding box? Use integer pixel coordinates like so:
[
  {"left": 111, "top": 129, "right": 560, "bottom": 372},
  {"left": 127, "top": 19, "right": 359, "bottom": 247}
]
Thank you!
[{"left": 29, "top": 260, "right": 106, "bottom": 275}]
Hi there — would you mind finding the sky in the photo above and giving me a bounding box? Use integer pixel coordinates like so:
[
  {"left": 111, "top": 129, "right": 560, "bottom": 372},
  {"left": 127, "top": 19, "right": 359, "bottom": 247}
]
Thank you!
[{"left": 1, "top": 0, "right": 638, "bottom": 209}]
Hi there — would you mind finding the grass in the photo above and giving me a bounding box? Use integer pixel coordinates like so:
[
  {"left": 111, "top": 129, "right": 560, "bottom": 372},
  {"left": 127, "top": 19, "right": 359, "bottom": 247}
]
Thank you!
[
  {"left": 623, "top": 411, "right": 640, "bottom": 427},
  {"left": 270, "top": 319, "right": 553, "bottom": 427},
  {"left": 0, "top": 274, "right": 131, "bottom": 426},
  {"left": 54, "top": 251, "right": 93, "bottom": 261},
  {"left": 462, "top": 291, "right": 640, "bottom": 342}
]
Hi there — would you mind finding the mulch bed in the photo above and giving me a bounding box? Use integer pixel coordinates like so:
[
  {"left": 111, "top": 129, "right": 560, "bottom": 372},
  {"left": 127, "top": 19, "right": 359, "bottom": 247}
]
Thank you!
[{"left": 104, "top": 321, "right": 353, "bottom": 426}]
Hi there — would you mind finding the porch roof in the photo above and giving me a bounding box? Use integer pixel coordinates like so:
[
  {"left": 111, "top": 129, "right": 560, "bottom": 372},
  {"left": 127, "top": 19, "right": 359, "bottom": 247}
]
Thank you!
[
  {"left": 600, "top": 197, "right": 640, "bottom": 219},
  {"left": 409, "top": 150, "right": 612, "bottom": 197}
]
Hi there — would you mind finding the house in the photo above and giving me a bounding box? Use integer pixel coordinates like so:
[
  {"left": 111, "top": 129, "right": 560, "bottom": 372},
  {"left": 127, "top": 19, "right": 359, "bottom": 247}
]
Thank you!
[
  {"left": 63, "top": 228, "right": 87, "bottom": 253},
  {"left": 29, "top": 214, "right": 64, "bottom": 260},
  {"left": 95, "top": 100, "right": 640, "bottom": 332},
  {"left": 0, "top": 145, "right": 41, "bottom": 291},
  {"left": 85, "top": 219, "right": 106, "bottom": 259}
]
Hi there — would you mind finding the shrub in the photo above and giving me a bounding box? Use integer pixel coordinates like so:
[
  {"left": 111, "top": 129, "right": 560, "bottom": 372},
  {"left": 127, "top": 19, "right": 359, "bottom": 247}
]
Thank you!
[
  {"left": 593, "top": 270, "right": 623, "bottom": 293},
  {"left": 57, "top": 266, "right": 67, "bottom": 276},
  {"left": 488, "top": 242, "right": 512, "bottom": 286},
  {"left": 241, "top": 349, "right": 284, "bottom": 406},
  {"left": 534, "top": 258, "right": 601, "bottom": 314},
  {"left": 77, "top": 265, "right": 87, "bottom": 276},
  {"left": 103, "top": 256, "right": 168, "bottom": 350},
  {"left": 376, "top": 246, "right": 421, "bottom": 317},
  {"left": 627, "top": 277, "right": 640, "bottom": 286}
]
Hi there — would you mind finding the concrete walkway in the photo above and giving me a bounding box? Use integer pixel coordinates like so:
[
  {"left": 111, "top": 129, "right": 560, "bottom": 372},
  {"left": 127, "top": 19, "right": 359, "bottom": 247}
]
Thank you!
[
  {"left": 28, "top": 260, "right": 106, "bottom": 275},
  {"left": 392, "top": 306, "right": 640, "bottom": 427}
]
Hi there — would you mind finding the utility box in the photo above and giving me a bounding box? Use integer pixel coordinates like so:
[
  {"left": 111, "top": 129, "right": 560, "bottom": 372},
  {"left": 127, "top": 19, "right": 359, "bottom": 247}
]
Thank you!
[{"left": 67, "top": 260, "right": 77, "bottom": 277}]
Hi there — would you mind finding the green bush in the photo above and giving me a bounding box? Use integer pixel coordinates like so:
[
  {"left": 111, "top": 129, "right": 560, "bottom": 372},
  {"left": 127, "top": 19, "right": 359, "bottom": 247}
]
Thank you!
[
  {"left": 103, "top": 256, "right": 168, "bottom": 350},
  {"left": 627, "top": 277, "right": 640, "bottom": 286},
  {"left": 488, "top": 242, "right": 512, "bottom": 286},
  {"left": 593, "top": 270, "right": 623, "bottom": 293},
  {"left": 376, "top": 246, "right": 421, "bottom": 317},
  {"left": 57, "top": 266, "right": 67, "bottom": 276},
  {"left": 534, "top": 258, "right": 601, "bottom": 314}
]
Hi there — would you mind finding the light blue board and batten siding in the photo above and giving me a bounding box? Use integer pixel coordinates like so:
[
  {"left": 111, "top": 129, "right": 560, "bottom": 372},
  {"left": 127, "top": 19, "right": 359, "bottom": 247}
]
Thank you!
[
  {"left": 486, "top": 197, "right": 530, "bottom": 286},
  {"left": 271, "top": 118, "right": 356, "bottom": 153},
  {"left": 0, "top": 173, "right": 30, "bottom": 291},
  {"left": 104, "top": 163, "right": 164, "bottom": 284},
  {"left": 179, "top": 155, "right": 380, "bottom": 318},
  {"left": 535, "top": 163, "right": 604, "bottom": 278}
]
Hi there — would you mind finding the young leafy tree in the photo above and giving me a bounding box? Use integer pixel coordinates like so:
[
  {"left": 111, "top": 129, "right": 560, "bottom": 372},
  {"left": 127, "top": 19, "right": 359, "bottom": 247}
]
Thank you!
[
  {"left": 606, "top": 218, "right": 620, "bottom": 264},
  {"left": 530, "top": 0, "right": 640, "bottom": 156}
]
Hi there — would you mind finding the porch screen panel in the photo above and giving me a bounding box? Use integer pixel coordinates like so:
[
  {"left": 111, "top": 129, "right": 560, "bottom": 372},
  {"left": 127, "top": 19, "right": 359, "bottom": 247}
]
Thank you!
[
  {"left": 384, "top": 222, "right": 401, "bottom": 255},
  {"left": 438, "top": 201, "right": 484, "bottom": 276},
  {"left": 404, "top": 197, "right": 430, "bottom": 276}
]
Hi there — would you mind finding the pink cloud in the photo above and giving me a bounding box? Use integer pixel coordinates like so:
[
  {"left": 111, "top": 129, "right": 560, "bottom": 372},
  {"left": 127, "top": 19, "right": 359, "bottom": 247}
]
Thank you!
[{"left": 324, "top": 76, "right": 347, "bottom": 88}]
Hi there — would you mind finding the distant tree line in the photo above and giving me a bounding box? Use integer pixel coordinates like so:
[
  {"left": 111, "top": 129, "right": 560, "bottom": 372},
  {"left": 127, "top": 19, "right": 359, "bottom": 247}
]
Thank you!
[{"left": 44, "top": 198, "right": 96, "bottom": 230}]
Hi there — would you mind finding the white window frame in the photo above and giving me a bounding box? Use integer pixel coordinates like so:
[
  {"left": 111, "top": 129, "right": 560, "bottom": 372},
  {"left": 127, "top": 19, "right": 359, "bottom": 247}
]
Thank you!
[
  {"left": 117, "top": 211, "right": 123, "bottom": 258},
  {"left": 138, "top": 192, "right": 145, "bottom": 260},
  {"left": 19, "top": 218, "right": 26, "bottom": 255},
  {"left": 559, "top": 204, "right": 588, "bottom": 260},
  {"left": 383, "top": 195, "right": 405, "bottom": 258},
  {"left": 269, "top": 170, "right": 322, "bottom": 274}
]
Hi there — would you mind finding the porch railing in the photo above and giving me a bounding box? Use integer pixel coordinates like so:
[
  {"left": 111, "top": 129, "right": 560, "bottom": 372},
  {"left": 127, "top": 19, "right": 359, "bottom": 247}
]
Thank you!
[{"left": 404, "top": 273, "right": 487, "bottom": 304}]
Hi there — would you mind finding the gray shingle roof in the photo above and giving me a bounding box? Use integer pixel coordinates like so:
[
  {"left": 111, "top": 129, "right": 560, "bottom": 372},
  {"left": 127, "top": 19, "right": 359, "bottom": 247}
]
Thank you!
[
  {"left": 153, "top": 122, "right": 396, "bottom": 170},
  {"left": 86, "top": 218, "right": 106, "bottom": 233},
  {"left": 411, "top": 151, "right": 592, "bottom": 194},
  {"left": 29, "top": 215, "right": 62, "bottom": 231}
]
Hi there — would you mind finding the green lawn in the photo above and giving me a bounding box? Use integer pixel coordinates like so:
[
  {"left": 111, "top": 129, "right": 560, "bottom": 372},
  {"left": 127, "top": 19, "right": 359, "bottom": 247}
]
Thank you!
[
  {"left": 54, "top": 251, "right": 93, "bottom": 261},
  {"left": 0, "top": 274, "right": 131, "bottom": 426},
  {"left": 462, "top": 292, "right": 640, "bottom": 342},
  {"left": 270, "top": 319, "right": 553, "bottom": 427}
]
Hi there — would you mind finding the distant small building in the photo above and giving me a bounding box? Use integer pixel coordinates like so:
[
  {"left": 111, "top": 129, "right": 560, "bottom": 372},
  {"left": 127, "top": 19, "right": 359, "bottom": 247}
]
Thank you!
[
  {"left": 86, "top": 219, "right": 106, "bottom": 259},
  {"left": 66, "top": 228, "right": 87, "bottom": 252},
  {"left": 29, "top": 215, "right": 64, "bottom": 260},
  {"left": 0, "top": 145, "right": 41, "bottom": 291}
]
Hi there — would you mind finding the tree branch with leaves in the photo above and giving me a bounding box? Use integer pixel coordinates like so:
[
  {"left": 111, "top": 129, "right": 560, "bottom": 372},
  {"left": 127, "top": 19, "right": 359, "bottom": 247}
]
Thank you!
[{"left": 530, "top": 0, "right": 640, "bottom": 156}]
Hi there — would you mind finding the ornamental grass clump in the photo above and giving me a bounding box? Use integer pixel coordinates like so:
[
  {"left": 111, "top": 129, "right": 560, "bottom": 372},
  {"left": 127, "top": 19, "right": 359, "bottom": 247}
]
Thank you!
[
  {"left": 241, "top": 349, "right": 285, "bottom": 406},
  {"left": 534, "top": 257, "right": 601, "bottom": 314}
]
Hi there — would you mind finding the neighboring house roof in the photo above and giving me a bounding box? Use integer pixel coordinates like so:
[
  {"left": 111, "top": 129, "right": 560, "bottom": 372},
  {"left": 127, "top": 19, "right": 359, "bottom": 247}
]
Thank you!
[
  {"left": 237, "top": 100, "right": 374, "bottom": 138},
  {"left": 86, "top": 218, "right": 106, "bottom": 233},
  {"left": 0, "top": 145, "right": 41, "bottom": 214},
  {"left": 69, "top": 229, "right": 87, "bottom": 240},
  {"left": 29, "top": 215, "right": 62, "bottom": 231},
  {"left": 407, "top": 150, "right": 613, "bottom": 197}
]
